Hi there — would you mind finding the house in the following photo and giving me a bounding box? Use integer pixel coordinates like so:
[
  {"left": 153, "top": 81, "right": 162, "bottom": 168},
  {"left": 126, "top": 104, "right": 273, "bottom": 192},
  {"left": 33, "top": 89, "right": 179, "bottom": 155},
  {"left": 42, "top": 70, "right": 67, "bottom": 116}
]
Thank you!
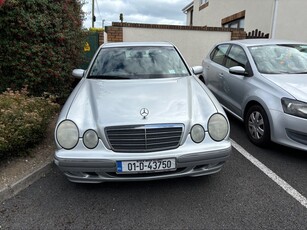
[{"left": 182, "top": 0, "right": 307, "bottom": 42}]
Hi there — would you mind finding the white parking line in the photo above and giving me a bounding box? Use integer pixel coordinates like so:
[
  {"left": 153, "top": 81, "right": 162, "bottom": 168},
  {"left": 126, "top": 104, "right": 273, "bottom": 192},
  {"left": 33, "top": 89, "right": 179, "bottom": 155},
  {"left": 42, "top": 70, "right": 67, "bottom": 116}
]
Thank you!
[{"left": 231, "top": 139, "right": 307, "bottom": 209}]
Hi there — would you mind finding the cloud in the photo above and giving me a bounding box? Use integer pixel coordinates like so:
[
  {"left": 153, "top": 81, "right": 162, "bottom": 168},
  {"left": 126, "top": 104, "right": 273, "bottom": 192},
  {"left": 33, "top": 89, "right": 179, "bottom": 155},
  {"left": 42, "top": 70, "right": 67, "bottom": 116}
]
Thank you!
[{"left": 82, "top": 0, "right": 190, "bottom": 28}]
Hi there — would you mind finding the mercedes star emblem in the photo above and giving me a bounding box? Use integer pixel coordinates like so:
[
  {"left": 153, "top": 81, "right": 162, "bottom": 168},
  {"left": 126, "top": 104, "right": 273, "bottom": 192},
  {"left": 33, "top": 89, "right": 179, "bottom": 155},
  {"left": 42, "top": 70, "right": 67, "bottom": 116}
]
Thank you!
[{"left": 140, "top": 108, "right": 149, "bottom": 119}]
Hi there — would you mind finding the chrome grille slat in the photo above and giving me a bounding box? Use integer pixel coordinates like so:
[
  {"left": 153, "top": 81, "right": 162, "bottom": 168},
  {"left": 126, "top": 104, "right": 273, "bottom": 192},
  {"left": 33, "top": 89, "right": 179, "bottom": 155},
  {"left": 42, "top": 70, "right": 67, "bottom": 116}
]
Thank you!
[{"left": 105, "top": 124, "right": 184, "bottom": 152}]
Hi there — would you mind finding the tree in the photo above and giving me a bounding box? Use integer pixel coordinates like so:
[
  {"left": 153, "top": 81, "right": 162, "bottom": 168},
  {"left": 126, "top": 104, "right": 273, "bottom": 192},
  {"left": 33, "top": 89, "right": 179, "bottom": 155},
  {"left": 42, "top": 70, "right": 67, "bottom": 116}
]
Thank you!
[{"left": 0, "top": 0, "right": 85, "bottom": 98}]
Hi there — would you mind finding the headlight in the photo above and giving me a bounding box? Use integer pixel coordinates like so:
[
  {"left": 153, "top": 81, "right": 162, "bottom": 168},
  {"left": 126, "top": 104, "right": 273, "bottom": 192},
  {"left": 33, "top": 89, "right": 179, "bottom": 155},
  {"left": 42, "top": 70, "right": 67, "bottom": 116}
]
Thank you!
[
  {"left": 281, "top": 98, "right": 307, "bottom": 119},
  {"left": 83, "top": 129, "right": 99, "bottom": 149},
  {"left": 56, "top": 120, "right": 79, "bottom": 149},
  {"left": 208, "top": 113, "right": 228, "bottom": 141},
  {"left": 190, "top": 124, "right": 205, "bottom": 143}
]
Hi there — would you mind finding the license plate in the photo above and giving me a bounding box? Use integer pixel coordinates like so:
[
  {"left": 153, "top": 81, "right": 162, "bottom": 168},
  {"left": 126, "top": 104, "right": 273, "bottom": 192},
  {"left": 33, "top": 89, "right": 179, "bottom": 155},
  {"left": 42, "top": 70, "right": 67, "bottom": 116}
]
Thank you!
[{"left": 116, "top": 159, "right": 176, "bottom": 174}]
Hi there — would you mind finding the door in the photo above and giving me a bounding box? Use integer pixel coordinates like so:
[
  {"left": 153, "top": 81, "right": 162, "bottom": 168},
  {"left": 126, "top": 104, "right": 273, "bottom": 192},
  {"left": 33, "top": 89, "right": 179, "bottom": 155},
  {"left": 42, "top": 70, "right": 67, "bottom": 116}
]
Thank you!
[
  {"left": 204, "top": 44, "right": 230, "bottom": 104},
  {"left": 221, "top": 44, "right": 250, "bottom": 116}
]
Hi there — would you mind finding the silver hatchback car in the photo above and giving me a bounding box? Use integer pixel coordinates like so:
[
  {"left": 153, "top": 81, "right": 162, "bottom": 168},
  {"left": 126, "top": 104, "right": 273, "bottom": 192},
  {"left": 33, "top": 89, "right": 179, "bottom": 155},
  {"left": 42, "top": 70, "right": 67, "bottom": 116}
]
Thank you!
[
  {"left": 54, "top": 42, "right": 232, "bottom": 183},
  {"left": 202, "top": 39, "right": 307, "bottom": 151}
]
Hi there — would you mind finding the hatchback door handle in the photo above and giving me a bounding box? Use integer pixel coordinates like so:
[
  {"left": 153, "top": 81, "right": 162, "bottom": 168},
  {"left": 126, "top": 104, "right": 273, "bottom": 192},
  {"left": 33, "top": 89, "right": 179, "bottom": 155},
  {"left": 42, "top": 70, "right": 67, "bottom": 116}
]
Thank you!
[{"left": 219, "top": 73, "right": 224, "bottom": 77}]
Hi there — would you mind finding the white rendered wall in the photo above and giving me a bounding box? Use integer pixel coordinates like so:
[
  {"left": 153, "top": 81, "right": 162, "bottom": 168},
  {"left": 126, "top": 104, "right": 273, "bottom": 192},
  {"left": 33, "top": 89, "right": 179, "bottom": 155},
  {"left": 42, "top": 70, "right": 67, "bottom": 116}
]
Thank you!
[
  {"left": 189, "top": 0, "right": 307, "bottom": 42},
  {"left": 123, "top": 27, "right": 231, "bottom": 66},
  {"left": 274, "top": 0, "right": 307, "bottom": 42},
  {"left": 192, "top": 0, "right": 274, "bottom": 36}
]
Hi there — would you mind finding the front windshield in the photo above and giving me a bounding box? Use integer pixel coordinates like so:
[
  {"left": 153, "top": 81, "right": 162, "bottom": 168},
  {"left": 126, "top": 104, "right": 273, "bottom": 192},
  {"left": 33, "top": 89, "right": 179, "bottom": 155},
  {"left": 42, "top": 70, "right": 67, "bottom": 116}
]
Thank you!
[
  {"left": 249, "top": 45, "right": 307, "bottom": 74},
  {"left": 88, "top": 46, "right": 190, "bottom": 79}
]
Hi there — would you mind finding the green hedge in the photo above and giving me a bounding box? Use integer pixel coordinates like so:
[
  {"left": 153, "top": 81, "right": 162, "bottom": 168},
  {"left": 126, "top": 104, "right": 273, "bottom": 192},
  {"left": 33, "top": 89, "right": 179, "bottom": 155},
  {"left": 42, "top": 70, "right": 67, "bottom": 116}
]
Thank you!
[
  {"left": 0, "top": 0, "right": 85, "bottom": 98},
  {"left": 0, "top": 88, "right": 59, "bottom": 159}
]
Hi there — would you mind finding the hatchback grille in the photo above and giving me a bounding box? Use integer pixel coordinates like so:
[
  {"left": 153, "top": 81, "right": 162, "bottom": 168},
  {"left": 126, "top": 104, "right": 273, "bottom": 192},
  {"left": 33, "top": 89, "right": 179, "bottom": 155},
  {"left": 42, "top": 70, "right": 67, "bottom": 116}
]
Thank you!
[{"left": 105, "top": 124, "right": 184, "bottom": 152}]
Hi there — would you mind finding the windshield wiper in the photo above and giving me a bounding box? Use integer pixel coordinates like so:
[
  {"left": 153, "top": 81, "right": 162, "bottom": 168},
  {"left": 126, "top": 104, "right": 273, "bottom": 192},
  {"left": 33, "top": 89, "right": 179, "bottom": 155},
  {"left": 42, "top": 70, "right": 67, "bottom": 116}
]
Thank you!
[
  {"left": 294, "top": 71, "right": 307, "bottom": 74},
  {"left": 87, "top": 75, "right": 130, "bottom": 79}
]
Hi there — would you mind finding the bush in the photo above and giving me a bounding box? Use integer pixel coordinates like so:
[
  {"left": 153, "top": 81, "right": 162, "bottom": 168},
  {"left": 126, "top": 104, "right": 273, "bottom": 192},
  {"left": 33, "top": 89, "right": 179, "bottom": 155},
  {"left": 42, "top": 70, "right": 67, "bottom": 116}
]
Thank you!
[
  {"left": 0, "top": 0, "right": 85, "bottom": 98},
  {"left": 89, "top": 27, "right": 104, "bottom": 32},
  {"left": 0, "top": 88, "right": 59, "bottom": 159}
]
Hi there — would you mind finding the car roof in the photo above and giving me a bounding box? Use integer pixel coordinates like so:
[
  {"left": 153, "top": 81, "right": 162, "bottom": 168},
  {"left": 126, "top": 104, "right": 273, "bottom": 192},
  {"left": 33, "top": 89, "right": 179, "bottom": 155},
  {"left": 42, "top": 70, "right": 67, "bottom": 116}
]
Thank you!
[
  {"left": 102, "top": 42, "right": 174, "bottom": 48},
  {"left": 221, "top": 39, "right": 307, "bottom": 47}
]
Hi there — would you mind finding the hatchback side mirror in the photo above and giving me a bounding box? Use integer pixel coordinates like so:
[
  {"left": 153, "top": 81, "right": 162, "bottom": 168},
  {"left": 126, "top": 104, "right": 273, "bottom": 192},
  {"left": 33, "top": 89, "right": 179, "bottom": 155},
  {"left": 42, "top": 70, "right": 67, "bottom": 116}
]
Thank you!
[
  {"left": 192, "top": 66, "right": 203, "bottom": 75},
  {"left": 72, "top": 69, "right": 85, "bottom": 79},
  {"left": 229, "top": 66, "right": 249, "bottom": 76}
]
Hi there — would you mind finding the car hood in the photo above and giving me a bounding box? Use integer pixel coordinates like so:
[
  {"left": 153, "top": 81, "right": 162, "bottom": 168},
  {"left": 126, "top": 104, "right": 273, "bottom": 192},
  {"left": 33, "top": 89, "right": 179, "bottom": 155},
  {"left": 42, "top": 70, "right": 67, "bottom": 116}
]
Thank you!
[
  {"left": 263, "top": 74, "right": 307, "bottom": 101},
  {"left": 65, "top": 77, "right": 217, "bottom": 134}
]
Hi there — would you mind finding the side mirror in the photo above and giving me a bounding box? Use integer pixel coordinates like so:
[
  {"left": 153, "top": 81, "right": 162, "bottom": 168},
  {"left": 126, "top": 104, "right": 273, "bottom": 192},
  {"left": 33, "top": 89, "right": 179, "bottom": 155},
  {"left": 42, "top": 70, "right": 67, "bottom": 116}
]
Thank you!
[
  {"left": 192, "top": 66, "right": 203, "bottom": 75},
  {"left": 72, "top": 69, "right": 85, "bottom": 79},
  {"left": 229, "top": 66, "right": 248, "bottom": 76}
]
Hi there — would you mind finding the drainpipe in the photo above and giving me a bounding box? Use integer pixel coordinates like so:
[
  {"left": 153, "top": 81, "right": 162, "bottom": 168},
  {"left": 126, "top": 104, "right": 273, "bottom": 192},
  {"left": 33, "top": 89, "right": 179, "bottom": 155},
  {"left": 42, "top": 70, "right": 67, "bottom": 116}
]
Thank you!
[{"left": 271, "top": 0, "right": 279, "bottom": 38}]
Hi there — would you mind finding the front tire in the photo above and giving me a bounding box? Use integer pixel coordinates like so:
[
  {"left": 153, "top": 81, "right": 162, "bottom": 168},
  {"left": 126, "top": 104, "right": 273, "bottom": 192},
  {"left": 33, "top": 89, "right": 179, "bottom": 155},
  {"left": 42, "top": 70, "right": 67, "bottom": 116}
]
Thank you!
[{"left": 244, "top": 105, "right": 270, "bottom": 147}]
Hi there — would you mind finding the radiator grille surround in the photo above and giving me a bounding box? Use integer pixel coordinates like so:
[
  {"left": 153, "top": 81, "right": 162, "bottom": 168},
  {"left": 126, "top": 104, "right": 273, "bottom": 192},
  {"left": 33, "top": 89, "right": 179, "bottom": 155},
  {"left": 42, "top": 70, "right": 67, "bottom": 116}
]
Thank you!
[{"left": 105, "top": 124, "right": 184, "bottom": 152}]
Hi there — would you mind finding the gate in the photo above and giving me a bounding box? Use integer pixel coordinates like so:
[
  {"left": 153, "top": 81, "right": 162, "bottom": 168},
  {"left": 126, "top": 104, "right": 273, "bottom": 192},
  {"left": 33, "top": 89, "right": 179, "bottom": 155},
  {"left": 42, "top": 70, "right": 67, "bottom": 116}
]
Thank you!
[{"left": 80, "top": 32, "right": 99, "bottom": 69}]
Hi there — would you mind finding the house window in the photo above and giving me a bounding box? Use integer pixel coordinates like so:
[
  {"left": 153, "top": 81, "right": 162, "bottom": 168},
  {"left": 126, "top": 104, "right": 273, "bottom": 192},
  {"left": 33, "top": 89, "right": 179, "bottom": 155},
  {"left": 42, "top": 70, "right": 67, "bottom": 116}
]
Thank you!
[
  {"left": 223, "top": 18, "right": 245, "bottom": 29},
  {"left": 199, "top": 0, "right": 209, "bottom": 10},
  {"left": 221, "top": 10, "right": 245, "bottom": 29}
]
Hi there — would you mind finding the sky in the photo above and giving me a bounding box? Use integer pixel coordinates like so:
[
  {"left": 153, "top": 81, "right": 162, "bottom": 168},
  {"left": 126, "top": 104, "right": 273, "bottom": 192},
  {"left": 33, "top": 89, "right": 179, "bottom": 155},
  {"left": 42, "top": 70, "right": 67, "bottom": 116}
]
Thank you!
[{"left": 81, "top": 0, "right": 191, "bottom": 28}]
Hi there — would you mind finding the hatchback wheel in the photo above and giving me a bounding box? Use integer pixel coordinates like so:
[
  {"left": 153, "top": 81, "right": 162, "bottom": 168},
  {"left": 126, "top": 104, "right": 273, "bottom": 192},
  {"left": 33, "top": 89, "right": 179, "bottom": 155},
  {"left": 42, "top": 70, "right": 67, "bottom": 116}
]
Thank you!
[{"left": 244, "top": 105, "right": 270, "bottom": 146}]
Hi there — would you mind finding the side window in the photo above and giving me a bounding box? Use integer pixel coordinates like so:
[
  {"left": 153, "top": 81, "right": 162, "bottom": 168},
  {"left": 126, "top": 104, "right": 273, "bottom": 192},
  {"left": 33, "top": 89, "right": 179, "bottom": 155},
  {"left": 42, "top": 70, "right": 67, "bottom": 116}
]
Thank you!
[
  {"left": 210, "top": 44, "right": 229, "bottom": 66},
  {"left": 225, "top": 45, "right": 248, "bottom": 68}
]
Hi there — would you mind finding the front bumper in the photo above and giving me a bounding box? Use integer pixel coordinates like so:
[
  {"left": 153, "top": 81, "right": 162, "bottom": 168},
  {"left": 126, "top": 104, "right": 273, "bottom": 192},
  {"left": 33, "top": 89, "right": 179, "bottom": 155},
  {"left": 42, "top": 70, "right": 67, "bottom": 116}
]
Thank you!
[
  {"left": 54, "top": 139, "right": 232, "bottom": 183},
  {"left": 270, "top": 110, "right": 307, "bottom": 151}
]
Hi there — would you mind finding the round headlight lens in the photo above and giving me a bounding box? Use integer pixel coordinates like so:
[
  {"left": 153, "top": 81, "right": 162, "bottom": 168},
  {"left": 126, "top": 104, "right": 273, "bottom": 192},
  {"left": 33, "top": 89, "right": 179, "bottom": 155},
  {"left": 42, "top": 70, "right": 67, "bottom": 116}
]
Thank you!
[
  {"left": 56, "top": 120, "right": 79, "bottom": 149},
  {"left": 83, "top": 129, "right": 99, "bottom": 149},
  {"left": 208, "top": 113, "right": 228, "bottom": 141},
  {"left": 191, "top": 124, "right": 205, "bottom": 143}
]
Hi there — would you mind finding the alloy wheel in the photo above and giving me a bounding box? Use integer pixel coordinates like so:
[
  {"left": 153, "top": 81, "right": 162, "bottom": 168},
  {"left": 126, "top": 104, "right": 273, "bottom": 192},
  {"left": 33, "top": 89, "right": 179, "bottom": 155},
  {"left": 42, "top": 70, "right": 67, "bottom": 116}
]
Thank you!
[{"left": 248, "top": 111, "right": 264, "bottom": 140}]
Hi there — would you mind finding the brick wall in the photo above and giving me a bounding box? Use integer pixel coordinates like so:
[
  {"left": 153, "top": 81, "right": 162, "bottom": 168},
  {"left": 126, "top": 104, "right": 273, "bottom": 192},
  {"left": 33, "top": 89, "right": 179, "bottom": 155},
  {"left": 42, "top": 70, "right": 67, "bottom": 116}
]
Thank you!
[
  {"left": 105, "top": 26, "right": 123, "bottom": 42},
  {"left": 102, "top": 22, "right": 247, "bottom": 66},
  {"left": 231, "top": 30, "right": 247, "bottom": 40},
  {"left": 98, "top": 31, "right": 104, "bottom": 45},
  {"left": 105, "top": 22, "right": 246, "bottom": 43}
]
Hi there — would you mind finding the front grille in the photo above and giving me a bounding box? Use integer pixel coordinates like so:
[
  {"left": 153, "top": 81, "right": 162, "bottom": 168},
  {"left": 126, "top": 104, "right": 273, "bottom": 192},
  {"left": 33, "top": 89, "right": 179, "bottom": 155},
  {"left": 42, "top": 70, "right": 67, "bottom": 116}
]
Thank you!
[{"left": 105, "top": 124, "right": 184, "bottom": 152}]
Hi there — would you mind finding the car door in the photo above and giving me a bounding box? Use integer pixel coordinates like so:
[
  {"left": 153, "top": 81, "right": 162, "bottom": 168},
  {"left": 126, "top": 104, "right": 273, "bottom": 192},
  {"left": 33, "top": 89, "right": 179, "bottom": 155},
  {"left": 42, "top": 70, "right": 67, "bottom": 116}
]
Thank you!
[
  {"left": 203, "top": 44, "right": 230, "bottom": 104},
  {"left": 221, "top": 44, "right": 251, "bottom": 117}
]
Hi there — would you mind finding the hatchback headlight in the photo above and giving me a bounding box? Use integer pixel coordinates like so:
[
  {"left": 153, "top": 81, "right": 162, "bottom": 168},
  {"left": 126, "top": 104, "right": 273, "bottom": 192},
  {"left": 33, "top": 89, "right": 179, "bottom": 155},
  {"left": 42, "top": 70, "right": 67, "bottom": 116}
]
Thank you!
[
  {"left": 56, "top": 120, "right": 79, "bottom": 149},
  {"left": 191, "top": 124, "right": 205, "bottom": 143},
  {"left": 281, "top": 98, "right": 307, "bottom": 119},
  {"left": 208, "top": 113, "right": 228, "bottom": 141},
  {"left": 83, "top": 129, "right": 99, "bottom": 149}
]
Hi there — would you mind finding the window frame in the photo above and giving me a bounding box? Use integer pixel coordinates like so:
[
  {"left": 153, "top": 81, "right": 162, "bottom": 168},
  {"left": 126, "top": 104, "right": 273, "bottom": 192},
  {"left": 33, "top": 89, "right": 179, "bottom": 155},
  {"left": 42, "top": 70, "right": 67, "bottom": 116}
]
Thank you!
[
  {"left": 223, "top": 18, "right": 245, "bottom": 29},
  {"left": 210, "top": 44, "right": 253, "bottom": 77},
  {"left": 225, "top": 45, "right": 248, "bottom": 69},
  {"left": 199, "top": 0, "right": 209, "bottom": 10},
  {"left": 210, "top": 44, "right": 230, "bottom": 66}
]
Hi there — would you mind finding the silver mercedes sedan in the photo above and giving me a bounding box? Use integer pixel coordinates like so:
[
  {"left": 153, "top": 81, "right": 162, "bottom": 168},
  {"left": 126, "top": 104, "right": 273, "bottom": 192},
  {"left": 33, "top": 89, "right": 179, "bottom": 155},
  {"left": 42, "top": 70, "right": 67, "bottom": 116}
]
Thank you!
[
  {"left": 202, "top": 39, "right": 307, "bottom": 151},
  {"left": 54, "top": 42, "right": 232, "bottom": 183}
]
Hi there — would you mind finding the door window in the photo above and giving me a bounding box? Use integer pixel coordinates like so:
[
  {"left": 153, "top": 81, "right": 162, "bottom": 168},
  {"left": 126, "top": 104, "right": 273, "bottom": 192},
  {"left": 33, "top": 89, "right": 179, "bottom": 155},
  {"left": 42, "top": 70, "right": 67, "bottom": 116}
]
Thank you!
[
  {"left": 225, "top": 45, "right": 248, "bottom": 68},
  {"left": 210, "top": 44, "right": 230, "bottom": 65}
]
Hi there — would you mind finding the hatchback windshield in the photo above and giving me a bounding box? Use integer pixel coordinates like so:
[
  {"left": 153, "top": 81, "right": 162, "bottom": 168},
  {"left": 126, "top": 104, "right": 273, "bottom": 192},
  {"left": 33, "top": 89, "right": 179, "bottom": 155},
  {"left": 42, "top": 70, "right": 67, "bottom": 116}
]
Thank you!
[
  {"left": 249, "top": 45, "right": 307, "bottom": 74},
  {"left": 88, "top": 46, "right": 190, "bottom": 79}
]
